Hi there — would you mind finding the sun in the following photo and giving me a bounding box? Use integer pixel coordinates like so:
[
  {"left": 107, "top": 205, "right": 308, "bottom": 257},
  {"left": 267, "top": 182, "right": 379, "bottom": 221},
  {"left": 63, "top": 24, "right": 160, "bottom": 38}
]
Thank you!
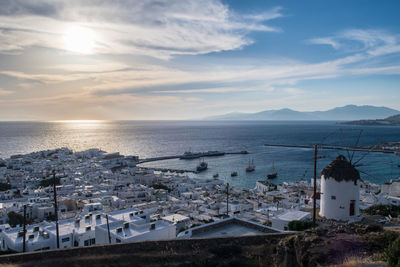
[{"left": 63, "top": 26, "right": 95, "bottom": 54}]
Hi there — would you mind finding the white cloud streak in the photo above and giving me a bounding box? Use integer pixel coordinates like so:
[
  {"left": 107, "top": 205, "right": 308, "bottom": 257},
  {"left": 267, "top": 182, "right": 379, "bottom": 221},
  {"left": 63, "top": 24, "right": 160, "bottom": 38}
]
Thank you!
[{"left": 0, "top": 0, "right": 283, "bottom": 58}]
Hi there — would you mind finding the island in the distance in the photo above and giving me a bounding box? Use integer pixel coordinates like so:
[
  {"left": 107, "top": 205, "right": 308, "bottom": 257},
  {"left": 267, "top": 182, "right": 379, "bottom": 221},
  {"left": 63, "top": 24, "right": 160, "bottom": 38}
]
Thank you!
[{"left": 343, "top": 114, "right": 400, "bottom": 126}]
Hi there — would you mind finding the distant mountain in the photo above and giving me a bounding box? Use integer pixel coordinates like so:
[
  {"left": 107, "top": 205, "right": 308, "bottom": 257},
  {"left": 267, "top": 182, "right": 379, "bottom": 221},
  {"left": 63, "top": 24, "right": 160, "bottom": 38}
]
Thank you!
[
  {"left": 204, "top": 105, "right": 400, "bottom": 121},
  {"left": 343, "top": 114, "right": 400, "bottom": 126}
]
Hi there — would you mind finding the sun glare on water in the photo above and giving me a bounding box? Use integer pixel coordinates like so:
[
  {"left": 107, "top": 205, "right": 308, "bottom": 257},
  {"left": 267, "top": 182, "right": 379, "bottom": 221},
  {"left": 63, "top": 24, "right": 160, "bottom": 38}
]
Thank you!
[{"left": 63, "top": 26, "right": 95, "bottom": 54}]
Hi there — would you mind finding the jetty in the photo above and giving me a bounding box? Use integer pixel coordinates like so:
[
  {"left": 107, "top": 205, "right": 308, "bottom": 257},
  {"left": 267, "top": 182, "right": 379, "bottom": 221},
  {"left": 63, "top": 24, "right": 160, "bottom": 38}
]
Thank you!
[
  {"left": 137, "top": 150, "right": 248, "bottom": 164},
  {"left": 139, "top": 167, "right": 198, "bottom": 174}
]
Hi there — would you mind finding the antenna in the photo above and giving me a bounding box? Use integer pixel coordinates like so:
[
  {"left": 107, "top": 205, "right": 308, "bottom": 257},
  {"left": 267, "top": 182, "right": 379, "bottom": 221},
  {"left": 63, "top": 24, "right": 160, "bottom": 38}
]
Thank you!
[
  {"left": 53, "top": 170, "right": 60, "bottom": 249},
  {"left": 226, "top": 183, "right": 229, "bottom": 217},
  {"left": 106, "top": 214, "right": 111, "bottom": 244},
  {"left": 23, "top": 205, "right": 27, "bottom": 253}
]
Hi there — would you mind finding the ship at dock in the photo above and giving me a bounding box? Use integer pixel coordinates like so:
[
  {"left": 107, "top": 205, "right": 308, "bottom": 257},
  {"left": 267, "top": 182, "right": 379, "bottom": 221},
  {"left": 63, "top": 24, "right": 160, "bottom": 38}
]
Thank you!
[
  {"left": 196, "top": 159, "right": 208, "bottom": 172},
  {"left": 180, "top": 150, "right": 225, "bottom": 160}
]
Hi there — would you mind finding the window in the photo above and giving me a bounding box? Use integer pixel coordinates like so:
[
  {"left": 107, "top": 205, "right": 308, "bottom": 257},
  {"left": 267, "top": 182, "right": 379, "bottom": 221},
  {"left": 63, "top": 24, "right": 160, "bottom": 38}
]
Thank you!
[
  {"left": 116, "top": 239, "right": 121, "bottom": 243},
  {"left": 62, "top": 237, "right": 70, "bottom": 243},
  {"left": 90, "top": 238, "right": 95, "bottom": 245},
  {"left": 74, "top": 241, "right": 79, "bottom": 247},
  {"left": 331, "top": 196, "right": 336, "bottom": 200},
  {"left": 84, "top": 240, "right": 89, "bottom": 246}
]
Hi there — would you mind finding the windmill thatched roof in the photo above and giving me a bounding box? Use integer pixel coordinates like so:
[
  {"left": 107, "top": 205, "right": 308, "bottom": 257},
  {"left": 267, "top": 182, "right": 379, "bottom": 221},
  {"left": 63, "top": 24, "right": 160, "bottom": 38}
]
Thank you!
[{"left": 321, "top": 155, "right": 360, "bottom": 184}]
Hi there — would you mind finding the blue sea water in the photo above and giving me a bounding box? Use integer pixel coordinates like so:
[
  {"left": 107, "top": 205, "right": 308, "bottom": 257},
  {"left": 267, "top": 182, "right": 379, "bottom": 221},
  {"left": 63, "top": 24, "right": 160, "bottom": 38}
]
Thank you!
[{"left": 0, "top": 120, "right": 399, "bottom": 189}]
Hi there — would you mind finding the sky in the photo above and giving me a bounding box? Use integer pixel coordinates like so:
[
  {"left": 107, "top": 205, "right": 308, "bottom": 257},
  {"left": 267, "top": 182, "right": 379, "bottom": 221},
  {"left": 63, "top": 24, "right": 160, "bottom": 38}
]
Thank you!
[{"left": 0, "top": 0, "right": 400, "bottom": 120}]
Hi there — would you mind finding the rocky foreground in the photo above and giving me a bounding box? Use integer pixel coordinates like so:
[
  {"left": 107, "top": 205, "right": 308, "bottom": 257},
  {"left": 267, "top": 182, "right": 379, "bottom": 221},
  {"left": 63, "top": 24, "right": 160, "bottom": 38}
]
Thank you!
[
  {"left": 276, "top": 223, "right": 399, "bottom": 266},
  {"left": 0, "top": 222, "right": 398, "bottom": 267}
]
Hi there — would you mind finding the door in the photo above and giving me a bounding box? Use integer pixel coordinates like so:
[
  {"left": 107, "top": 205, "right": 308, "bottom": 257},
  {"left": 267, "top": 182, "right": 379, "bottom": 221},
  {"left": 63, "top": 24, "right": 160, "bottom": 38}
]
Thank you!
[{"left": 349, "top": 200, "right": 355, "bottom": 216}]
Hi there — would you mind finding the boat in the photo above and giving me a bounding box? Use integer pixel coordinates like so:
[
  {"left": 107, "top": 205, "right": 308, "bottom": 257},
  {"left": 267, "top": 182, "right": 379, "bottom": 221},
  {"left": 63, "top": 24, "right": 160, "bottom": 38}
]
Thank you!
[
  {"left": 245, "top": 159, "right": 255, "bottom": 172},
  {"left": 196, "top": 159, "right": 208, "bottom": 172},
  {"left": 267, "top": 161, "right": 277, "bottom": 179},
  {"left": 231, "top": 171, "right": 238, "bottom": 177},
  {"left": 213, "top": 173, "right": 219, "bottom": 178}
]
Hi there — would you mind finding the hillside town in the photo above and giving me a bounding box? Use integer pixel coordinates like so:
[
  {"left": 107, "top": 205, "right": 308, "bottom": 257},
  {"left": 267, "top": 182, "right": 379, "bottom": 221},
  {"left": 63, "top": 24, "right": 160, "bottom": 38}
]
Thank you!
[{"left": 0, "top": 148, "right": 399, "bottom": 253}]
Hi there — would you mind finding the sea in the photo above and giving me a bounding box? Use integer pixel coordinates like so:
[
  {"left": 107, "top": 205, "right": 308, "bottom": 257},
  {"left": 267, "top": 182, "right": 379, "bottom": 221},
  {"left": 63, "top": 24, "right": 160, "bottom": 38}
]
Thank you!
[{"left": 0, "top": 120, "right": 399, "bottom": 189}]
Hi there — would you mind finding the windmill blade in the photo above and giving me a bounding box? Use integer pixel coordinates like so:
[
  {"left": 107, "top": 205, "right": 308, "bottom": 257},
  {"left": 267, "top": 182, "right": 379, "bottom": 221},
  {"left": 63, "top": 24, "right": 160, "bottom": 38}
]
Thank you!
[
  {"left": 321, "top": 130, "right": 338, "bottom": 144},
  {"left": 352, "top": 143, "right": 381, "bottom": 166},
  {"left": 358, "top": 169, "right": 381, "bottom": 180},
  {"left": 338, "top": 128, "right": 352, "bottom": 160},
  {"left": 354, "top": 161, "right": 393, "bottom": 167},
  {"left": 350, "top": 130, "right": 363, "bottom": 163}
]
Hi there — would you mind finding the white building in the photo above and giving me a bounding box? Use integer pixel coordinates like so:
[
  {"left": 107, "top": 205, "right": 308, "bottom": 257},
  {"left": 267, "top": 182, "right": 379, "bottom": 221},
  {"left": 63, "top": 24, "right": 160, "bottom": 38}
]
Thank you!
[
  {"left": 319, "top": 155, "right": 361, "bottom": 222},
  {"left": 255, "top": 181, "right": 276, "bottom": 194},
  {"left": 162, "top": 214, "right": 190, "bottom": 234},
  {"left": 271, "top": 210, "right": 311, "bottom": 231},
  {"left": 1, "top": 222, "right": 54, "bottom": 252},
  {"left": 95, "top": 220, "right": 175, "bottom": 244},
  {"left": 381, "top": 179, "right": 400, "bottom": 197}
]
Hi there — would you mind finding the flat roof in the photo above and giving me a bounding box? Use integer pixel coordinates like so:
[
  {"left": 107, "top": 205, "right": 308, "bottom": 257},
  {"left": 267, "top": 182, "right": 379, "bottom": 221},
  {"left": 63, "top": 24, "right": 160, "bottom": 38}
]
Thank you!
[
  {"left": 162, "top": 214, "right": 189, "bottom": 223},
  {"left": 192, "top": 223, "right": 266, "bottom": 238},
  {"left": 188, "top": 217, "right": 280, "bottom": 238},
  {"left": 275, "top": 210, "right": 310, "bottom": 221}
]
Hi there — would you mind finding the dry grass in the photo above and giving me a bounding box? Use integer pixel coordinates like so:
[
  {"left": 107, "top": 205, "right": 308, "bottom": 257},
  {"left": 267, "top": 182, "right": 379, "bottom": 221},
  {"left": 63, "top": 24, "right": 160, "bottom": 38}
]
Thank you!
[{"left": 330, "top": 255, "right": 383, "bottom": 267}]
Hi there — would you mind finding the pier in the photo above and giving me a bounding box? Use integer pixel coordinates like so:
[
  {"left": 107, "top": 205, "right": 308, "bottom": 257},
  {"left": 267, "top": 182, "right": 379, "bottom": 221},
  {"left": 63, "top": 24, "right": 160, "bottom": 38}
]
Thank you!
[
  {"left": 139, "top": 167, "right": 198, "bottom": 174},
  {"left": 137, "top": 150, "right": 248, "bottom": 164},
  {"left": 264, "top": 143, "right": 400, "bottom": 154}
]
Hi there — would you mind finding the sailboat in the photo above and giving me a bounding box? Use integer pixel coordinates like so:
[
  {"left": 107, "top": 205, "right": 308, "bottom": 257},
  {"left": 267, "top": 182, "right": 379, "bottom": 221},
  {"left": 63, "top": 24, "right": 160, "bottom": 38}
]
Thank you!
[
  {"left": 245, "top": 159, "right": 255, "bottom": 172},
  {"left": 267, "top": 161, "right": 277, "bottom": 179}
]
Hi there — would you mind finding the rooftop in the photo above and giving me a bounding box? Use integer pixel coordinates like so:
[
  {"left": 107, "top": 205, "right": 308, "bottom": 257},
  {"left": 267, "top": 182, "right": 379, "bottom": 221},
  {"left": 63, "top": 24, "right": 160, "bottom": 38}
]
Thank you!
[
  {"left": 274, "top": 210, "right": 311, "bottom": 222},
  {"left": 180, "top": 217, "right": 280, "bottom": 239}
]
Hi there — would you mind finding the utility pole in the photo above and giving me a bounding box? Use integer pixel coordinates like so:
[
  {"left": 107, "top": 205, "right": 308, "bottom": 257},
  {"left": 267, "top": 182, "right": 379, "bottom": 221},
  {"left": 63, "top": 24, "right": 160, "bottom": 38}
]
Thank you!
[
  {"left": 22, "top": 205, "right": 27, "bottom": 252},
  {"left": 52, "top": 170, "right": 59, "bottom": 249},
  {"left": 226, "top": 183, "right": 229, "bottom": 217},
  {"left": 106, "top": 214, "right": 111, "bottom": 244},
  {"left": 313, "top": 145, "right": 318, "bottom": 228}
]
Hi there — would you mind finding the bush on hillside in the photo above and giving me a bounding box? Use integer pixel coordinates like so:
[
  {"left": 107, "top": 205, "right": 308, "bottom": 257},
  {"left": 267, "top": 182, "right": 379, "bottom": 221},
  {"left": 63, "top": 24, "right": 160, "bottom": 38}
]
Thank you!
[
  {"left": 364, "top": 205, "right": 400, "bottom": 217},
  {"left": 385, "top": 237, "right": 400, "bottom": 267},
  {"left": 288, "top": 220, "right": 313, "bottom": 231}
]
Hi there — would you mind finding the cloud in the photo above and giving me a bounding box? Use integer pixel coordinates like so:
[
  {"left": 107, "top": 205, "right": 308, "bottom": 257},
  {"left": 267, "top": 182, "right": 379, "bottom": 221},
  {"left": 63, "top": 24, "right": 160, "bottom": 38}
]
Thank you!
[
  {"left": 0, "top": 88, "right": 13, "bottom": 95},
  {"left": 309, "top": 29, "right": 400, "bottom": 57},
  {"left": 308, "top": 37, "right": 341, "bottom": 49},
  {"left": 0, "top": 0, "right": 283, "bottom": 58}
]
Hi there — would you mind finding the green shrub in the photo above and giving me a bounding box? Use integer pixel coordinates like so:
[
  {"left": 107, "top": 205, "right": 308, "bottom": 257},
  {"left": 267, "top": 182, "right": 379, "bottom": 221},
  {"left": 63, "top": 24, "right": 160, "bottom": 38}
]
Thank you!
[
  {"left": 364, "top": 205, "right": 400, "bottom": 217},
  {"left": 151, "top": 183, "right": 171, "bottom": 192},
  {"left": 39, "top": 177, "right": 60, "bottom": 187},
  {"left": 288, "top": 220, "right": 313, "bottom": 231},
  {"left": 0, "top": 182, "right": 11, "bottom": 191},
  {"left": 385, "top": 237, "right": 400, "bottom": 267},
  {"left": 7, "top": 211, "right": 25, "bottom": 227}
]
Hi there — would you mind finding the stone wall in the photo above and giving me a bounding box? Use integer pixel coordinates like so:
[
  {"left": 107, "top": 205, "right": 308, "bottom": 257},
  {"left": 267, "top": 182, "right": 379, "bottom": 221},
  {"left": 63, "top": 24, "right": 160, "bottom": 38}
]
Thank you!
[{"left": 0, "top": 233, "right": 293, "bottom": 267}]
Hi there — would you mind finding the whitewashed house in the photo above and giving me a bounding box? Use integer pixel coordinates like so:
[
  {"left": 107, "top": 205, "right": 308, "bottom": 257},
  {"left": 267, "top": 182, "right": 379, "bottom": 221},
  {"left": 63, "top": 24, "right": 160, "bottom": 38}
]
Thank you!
[
  {"left": 271, "top": 210, "right": 311, "bottom": 231},
  {"left": 95, "top": 220, "right": 175, "bottom": 244}
]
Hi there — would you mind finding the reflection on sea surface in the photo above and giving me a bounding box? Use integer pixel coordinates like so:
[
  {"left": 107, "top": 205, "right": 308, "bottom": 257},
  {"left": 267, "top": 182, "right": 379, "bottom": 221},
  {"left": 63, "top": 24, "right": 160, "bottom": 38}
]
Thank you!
[{"left": 0, "top": 121, "right": 399, "bottom": 188}]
